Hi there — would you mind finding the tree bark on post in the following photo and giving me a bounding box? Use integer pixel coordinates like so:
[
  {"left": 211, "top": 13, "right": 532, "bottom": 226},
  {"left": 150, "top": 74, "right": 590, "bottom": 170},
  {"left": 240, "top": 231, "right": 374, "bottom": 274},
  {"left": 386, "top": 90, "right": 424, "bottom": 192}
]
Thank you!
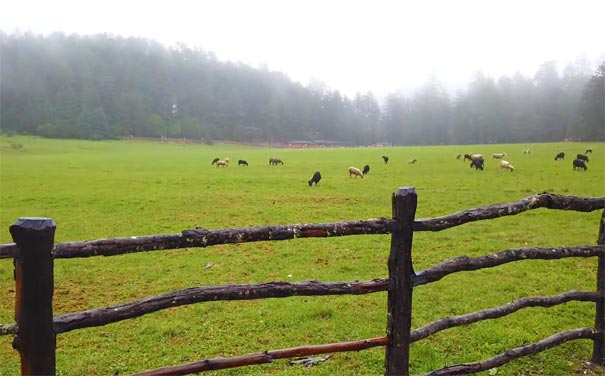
[
  {"left": 385, "top": 187, "right": 417, "bottom": 376},
  {"left": 593, "top": 208, "right": 605, "bottom": 365},
  {"left": 10, "top": 217, "right": 57, "bottom": 375}
]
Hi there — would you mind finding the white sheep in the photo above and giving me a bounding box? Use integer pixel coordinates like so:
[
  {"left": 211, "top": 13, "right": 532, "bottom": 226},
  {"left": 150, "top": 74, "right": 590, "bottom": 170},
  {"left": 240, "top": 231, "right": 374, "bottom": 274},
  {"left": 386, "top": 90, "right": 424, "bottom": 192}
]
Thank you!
[
  {"left": 348, "top": 166, "right": 364, "bottom": 178},
  {"left": 216, "top": 160, "right": 229, "bottom": 167},
  {"left": 499, "top": 160, "right": 514, "bottom": 172},
  {"left": 491, "top": 153, "right": 506, "bottom": 159},
  {"left": 464, "top": 153, "right": 483, "bottom": 162}
]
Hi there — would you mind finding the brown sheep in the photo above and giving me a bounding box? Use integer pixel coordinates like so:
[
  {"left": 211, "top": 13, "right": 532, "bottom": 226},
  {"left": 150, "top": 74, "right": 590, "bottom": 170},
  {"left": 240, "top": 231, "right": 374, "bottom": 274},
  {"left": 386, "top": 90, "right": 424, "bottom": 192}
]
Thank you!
[{"left": 348, "top": 166, "right": 364, "bottom": 178}]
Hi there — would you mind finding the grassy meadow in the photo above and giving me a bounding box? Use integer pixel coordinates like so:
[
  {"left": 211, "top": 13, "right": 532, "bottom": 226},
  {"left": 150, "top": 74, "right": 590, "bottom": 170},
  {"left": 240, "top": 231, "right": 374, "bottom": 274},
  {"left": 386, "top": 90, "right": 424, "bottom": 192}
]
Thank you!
[{"left": 1, "top": 135, "right": 604, "bottom": 376}]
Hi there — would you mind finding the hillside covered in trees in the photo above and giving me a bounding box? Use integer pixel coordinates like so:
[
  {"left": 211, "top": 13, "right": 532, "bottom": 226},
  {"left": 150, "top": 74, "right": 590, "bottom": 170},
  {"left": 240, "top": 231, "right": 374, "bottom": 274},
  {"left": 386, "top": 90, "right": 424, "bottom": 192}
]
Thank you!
[{"left": 1, "top": 32, "right": 603, "bottom": 144}]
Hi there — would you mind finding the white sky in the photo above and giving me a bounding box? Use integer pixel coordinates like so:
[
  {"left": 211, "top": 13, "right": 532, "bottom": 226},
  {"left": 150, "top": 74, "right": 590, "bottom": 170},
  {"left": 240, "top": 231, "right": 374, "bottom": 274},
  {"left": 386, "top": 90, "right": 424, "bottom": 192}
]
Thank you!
[{"left": 2, "top": 0, "right": 604, "bottom": 99}]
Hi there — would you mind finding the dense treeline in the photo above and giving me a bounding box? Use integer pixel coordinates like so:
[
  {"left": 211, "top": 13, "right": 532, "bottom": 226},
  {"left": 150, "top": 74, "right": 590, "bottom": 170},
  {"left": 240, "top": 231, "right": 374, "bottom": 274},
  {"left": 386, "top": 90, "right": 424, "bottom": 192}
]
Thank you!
[{"left": 1, "top": 32, "right": 603, "bottom": 144}]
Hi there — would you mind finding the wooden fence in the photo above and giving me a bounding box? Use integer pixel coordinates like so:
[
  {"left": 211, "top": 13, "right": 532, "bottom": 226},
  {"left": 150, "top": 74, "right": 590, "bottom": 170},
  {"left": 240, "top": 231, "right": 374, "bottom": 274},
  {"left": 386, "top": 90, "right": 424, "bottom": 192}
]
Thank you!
[{"left": 1, "top": 188, "right": 604, "bottom": 375}]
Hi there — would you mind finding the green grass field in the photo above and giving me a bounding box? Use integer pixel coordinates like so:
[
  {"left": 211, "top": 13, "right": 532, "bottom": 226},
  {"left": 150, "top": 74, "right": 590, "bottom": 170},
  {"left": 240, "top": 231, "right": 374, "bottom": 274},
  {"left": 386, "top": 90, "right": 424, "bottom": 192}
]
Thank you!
[{"left": 1, "top": 136, "right": 604, "bottom": 375}]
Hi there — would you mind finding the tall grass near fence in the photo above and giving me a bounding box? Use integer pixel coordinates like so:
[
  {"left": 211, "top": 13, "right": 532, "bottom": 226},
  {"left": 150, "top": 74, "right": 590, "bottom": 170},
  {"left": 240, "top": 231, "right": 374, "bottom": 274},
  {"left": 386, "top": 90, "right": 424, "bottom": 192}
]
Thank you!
[{"left": 1, "top": 136, "right": 604, "bottom": 375}]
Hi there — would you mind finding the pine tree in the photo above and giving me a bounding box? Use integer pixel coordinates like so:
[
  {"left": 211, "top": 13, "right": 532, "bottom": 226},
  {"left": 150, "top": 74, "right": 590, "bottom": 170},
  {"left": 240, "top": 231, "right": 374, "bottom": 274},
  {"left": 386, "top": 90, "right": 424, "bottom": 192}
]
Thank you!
[{"left": 577, "top": 62, "right": 605, "bottom": 141}]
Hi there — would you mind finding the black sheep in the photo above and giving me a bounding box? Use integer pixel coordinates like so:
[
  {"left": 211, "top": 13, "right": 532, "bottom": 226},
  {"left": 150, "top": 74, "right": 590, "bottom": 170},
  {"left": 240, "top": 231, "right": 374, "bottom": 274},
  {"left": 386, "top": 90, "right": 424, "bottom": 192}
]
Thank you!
[
  {"left": 362, "top": 165, "right": 370, "bottom": 175},
  {"left": 470, "top": 158, "right": 484, "bottom": 171},
  {"left": 211, "top": 158, "right": 220, "bottom": 165},
  {"left": 308, "top": 171, "right": 321, "bottom": 186},
  {"left": 238, "top": 159, "right": 248, "bottom": 166},
  {"left": 576, "top": 154, "right": 589, "bottom": 163},
  {"left": 382, "top": 155, "right": 389, "bottom": 164},
  {"left": 585, "top": 148, "right": 593, "bottom": 154},
  {"left": 573, "top": 159, "right": 588, "bottom": 171},
  {"left": 554, "top": 152, "right": 565, "bottom": 160}
]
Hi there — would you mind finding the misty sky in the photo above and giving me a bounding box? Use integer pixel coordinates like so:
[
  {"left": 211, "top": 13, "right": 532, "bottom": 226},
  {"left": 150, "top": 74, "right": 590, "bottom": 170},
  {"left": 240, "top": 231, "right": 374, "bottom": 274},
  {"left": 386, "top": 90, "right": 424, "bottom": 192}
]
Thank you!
[{"left": 2, "top": 0, "right": 604, "bottom": 98}]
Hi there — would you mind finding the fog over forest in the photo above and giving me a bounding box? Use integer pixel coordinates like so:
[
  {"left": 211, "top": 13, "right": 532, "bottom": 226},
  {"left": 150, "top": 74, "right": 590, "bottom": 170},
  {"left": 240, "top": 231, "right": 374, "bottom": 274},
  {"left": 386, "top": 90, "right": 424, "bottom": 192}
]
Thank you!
[{"left": 1, "top": 32, "right": 603, "bottom": 144}]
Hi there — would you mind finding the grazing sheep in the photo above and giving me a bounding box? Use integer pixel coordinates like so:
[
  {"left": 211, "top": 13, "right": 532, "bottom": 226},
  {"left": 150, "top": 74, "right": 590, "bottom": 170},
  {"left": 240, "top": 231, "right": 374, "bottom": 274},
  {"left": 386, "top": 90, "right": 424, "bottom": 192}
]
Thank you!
[
  {"left": 348, "top": 166, "right": 364, "bottom": 178},
  {"left": 408, "top": 159, "right": 417, "bottom": 164},
  {"left": 238, "top": 159, "right": 248, "bottom": 166},
  {"left": 585, "top": 148, "right": 593, "bottom": 154},
  {"left": 573, "top": 159, "right": 588, "bottom": 171},
  {"left": 470, "top": 158, "right": 484, "bottom": 171},
  {"left": 576, "top": 154, "right": 589, "bottom": 163},
  {"left": 491, "top": 153, "right": 506, "bottom": 159},
  {"left": 382, "top": 155, "right": 389, "bottom": 164},
  {"left": 554, "top": 152, "right": 565, "bottom": 161},
  {"left": 523, "top": 149, "right": 531, "bottom": 155},
  {"left": 215, "top": 160, "right": 229, "bottom": 167},
  {"left": 211, "top": 158, "right": 220, "bottom": 165},
  {"left": 464, "top": 153, "right": 483, "bottom": 162},
  {"left": 499, "top": 160, "right": 514, "bottom": 172},
  {"left": 269, "top": 158, "right": 284, "bottom": 165},
  {"left": 308, "top": 171, "right": 322, "bottom": 186},
  {"left": 362, "top": 165, "right": 370, "bottom": 175},
  {"left": 456, "top": 153, "right": 462, "bottom": 160}
]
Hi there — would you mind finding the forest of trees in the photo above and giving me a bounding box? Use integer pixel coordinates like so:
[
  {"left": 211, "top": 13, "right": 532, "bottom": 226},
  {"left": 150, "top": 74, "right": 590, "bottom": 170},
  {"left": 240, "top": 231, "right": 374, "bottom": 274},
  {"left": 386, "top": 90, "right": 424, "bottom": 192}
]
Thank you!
[{"left": 1, "top": 32, "right": 603, "bottom": 145}]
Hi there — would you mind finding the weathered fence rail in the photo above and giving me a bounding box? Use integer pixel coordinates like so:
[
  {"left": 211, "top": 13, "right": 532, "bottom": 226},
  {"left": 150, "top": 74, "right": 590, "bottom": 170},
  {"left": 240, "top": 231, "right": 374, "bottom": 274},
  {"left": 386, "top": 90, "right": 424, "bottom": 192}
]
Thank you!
[
  {"left": 2, "top": 193, "right": 600, "bottom": 261},
  {"left": 1, "top": 190, "right": 604, "bottom": 375}
]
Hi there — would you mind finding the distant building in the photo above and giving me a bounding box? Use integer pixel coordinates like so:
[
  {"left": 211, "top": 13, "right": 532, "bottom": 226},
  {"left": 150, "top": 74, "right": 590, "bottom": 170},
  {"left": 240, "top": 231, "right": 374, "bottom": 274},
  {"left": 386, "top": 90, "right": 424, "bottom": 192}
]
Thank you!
[
  {"left": 287, "top": 140, "right": 352, "bottom": 148},
  {"left": 372, "top": 142, "right": 394, "bottom": 147}
]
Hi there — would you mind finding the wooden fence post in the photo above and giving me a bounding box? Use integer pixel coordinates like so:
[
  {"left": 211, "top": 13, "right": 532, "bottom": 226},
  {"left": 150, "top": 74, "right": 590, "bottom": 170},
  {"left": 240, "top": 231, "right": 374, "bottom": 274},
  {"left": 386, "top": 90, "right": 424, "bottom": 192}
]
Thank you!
[
  {"left": 10, "top": 217, "right": 57, "bottom": 375},
  {"left": 385, "top": 187, "right": 417, "bottom": 376},
  {"left": 593, "top": 208, "right": 605, "bottom": 365}
]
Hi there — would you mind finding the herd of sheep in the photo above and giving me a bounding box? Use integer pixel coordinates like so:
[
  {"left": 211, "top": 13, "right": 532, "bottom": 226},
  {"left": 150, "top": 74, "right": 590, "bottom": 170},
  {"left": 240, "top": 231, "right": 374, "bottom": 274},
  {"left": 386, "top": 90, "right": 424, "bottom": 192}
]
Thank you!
[
  {"left": 459, "top": 153, "right": 514, "bottom": 172},
  {"left": 209, "top": 154, "right": 390, "bottom": 187},
  {"left": 551, "top": 148, "right": 592, "bottom": 171},
  {"left": 457, "top": 147, "right": 593, "bottom": 173},
  {"left": 210, "top": 147, "right": 594, "bottom": 187}
]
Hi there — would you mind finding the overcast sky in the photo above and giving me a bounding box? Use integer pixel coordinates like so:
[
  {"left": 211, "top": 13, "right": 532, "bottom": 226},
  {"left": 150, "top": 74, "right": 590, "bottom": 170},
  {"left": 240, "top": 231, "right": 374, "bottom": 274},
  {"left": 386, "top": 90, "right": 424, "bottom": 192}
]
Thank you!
[{"left": 2, "top": 0, "right": 604, "bottom": 99}]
